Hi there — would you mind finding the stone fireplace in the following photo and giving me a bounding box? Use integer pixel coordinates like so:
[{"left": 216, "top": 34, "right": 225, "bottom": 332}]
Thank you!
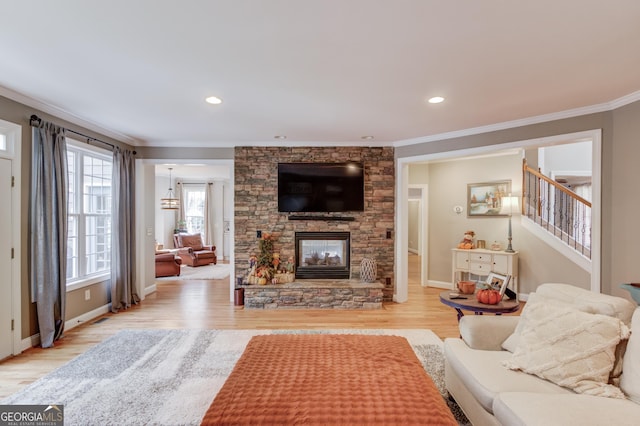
[
  {"left": 234, "top": 146, "right": 396, "bottom": 303},
  {"left": 295, "top": 232, "right": 350, "bottom": 279}
]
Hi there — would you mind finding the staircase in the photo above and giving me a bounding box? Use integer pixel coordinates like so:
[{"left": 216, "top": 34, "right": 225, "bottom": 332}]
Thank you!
[{"left": 522, "top": 159, "right": 592, "bottom": 260}]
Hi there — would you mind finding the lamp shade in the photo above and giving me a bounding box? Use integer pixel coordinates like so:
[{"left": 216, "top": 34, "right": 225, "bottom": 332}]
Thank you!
[
  {"left": 161, "top": 167, "right": 180, "bottom": 210},
  {"left": 160, "top": 197, "right": 179, "bottom": 210},
  {"left": 500, "top": 195, "right": 519, "bottom": 215}
]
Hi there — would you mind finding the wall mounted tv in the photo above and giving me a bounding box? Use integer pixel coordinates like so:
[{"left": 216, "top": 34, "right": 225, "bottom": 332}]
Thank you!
[{"left": 278, "top": 162, "right": 365, "bottom": 213}]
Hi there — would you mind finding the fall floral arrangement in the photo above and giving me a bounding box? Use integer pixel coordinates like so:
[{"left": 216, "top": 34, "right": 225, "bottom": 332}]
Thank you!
[{"left": 246, "top": 233, "right": 294, "bottom": 285}]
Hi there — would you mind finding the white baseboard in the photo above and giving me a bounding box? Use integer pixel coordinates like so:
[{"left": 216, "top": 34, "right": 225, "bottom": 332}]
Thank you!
[
  {"left": 21, "top": 304, "right": 112, "bottom": 351},
  {"left": 145, "top": 284, "right": 157, "bottom": 296},
  {"left": 428, "top": 280, "right": 454, "bottom": 290},
  {"left": 21, "top": 334, "right": 40, "bottom": 352},
  {"left": 65, "top": 304, "right": 112, "bottom": 331}
]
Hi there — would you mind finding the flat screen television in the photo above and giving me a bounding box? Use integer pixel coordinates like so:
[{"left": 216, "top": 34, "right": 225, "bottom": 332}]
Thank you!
[{"left": 278, "top": 162, "right": 365, "bottom": 212}]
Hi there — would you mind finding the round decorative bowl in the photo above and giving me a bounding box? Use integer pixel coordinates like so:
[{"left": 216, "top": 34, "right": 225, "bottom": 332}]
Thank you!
[{"left": 457, "top": 280, "right": 476, "bottom": 295}]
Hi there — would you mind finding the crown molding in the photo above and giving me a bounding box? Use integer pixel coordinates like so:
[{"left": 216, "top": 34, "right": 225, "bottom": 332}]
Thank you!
[
  {"left": 608, "top": 89, "right": 640, "bottom": 110},
  {"left": 138, "top": 139, "right": 394, "bottom": 148},
  {"left": 0, "top": 85, "right": 141, "bottom": 146},
  {"left": 394, "top": 90, "right": 640, "bottom": 147}
]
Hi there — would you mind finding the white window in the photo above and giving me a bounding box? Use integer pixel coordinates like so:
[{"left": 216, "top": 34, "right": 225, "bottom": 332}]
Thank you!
[
  {"left": 0, "top": 134, "right": 6, "bottom": 151},
  {"left": 183, "top": 185, "right": 206, "bottom": 235},
  {"left": 66, "top": 140, "right": 112, "bottom": 284}
]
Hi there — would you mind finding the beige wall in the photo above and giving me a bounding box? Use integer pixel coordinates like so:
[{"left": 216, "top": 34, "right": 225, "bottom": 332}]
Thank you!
[
  {"left": 427, "top": 154, "right": 523, "bottom": 284},
  {"left": 610, "top": 100, "right": 640, "bottom": 299}
]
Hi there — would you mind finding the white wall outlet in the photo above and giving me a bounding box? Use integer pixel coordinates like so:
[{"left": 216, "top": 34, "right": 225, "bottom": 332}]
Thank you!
[{"left": 84, "top": 289, "right": 91, "bottom": 301}]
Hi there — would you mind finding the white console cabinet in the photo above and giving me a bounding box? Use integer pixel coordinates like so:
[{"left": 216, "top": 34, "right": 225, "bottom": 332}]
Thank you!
[{"left": 451, "top": 248, "right": 519, "bottom": 292}]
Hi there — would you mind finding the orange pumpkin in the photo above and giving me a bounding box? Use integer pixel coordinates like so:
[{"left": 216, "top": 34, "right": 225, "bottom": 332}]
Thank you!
[{"left": 476, "top": 289, "right": 502, "bottom": 305}]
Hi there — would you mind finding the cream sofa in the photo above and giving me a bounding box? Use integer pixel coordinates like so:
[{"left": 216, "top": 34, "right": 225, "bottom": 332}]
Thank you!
[{"left": 444, "top": 283, "right": 640, "bottom": 425}]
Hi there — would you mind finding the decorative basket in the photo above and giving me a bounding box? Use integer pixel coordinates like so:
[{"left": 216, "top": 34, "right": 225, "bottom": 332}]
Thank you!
[{"left": 275, "top": 273, "right": 295, "bottom": 283}]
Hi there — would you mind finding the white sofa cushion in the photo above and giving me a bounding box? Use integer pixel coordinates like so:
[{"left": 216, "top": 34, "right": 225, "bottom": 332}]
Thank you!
[
  {"left": 503, "top": 301, "right": 630, "bottom": 398},
  {"left": 621, "top": 307, "right": 640, "bottom": 403},
  {"left": 502, "top": 285, "right": 634, "bottom": 384},
  {"left": 493, "top": 392, "right": 640, "bottom": 426},
  {"left": 444, "top": 338, "right": 571, "bottom": 414},
  {"left": 536, "top": 283, "right": 636, "bottom": 324}
]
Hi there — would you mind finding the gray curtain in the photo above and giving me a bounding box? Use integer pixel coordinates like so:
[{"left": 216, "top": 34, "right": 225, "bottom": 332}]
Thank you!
[
  {"left": 30, "top": 122, "right": 67, "bottom": 348},
  {"left": 111, "top": 147, "right": 139, "bottom": 312},
  {"left": 178, "top": 181, "right": 186, "bottom": 227}
]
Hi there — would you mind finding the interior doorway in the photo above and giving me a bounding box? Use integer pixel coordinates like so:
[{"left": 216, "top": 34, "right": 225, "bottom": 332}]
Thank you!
[
  {"left": 395, "top": 129, "right": 602, "bottom": 302},
  {"left": 407, "top": 185, "right": 428, "bottom": 287}
]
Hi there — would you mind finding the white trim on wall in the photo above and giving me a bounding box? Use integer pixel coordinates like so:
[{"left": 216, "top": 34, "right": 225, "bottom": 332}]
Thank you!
[{"left": 394, "top": 164, "right": 410, "bottom": 303}]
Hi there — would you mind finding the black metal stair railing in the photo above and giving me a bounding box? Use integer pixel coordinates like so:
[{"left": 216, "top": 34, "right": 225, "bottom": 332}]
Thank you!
[{"left": 522, "top": 159, "right": 592, "bottom": 259}]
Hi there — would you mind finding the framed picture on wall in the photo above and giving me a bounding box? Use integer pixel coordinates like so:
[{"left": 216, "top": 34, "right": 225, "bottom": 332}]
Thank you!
[{"left": 467, "top": 180, "right": 511, "bottom": 217}]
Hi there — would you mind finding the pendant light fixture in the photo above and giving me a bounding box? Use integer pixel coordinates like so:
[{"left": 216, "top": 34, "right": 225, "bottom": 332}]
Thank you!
[{"left": 160, "top": 167, "right": 179, "bottom": 210}]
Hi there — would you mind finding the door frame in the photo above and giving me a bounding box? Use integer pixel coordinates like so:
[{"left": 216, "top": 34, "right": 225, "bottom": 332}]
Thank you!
[{"left": 0, "top": 119, "right": 21, "bottom": 355}]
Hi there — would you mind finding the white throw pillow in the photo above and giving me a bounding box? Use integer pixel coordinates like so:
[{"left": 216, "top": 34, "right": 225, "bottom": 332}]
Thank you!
[
  {"left": 500, "top": 293, "right": 594, "bottom": 353},
  {"left": 620, "top": 308, "right": 640, "bottom": 403},
  {"left": 502, "top": 302, "right": 630, "bottom": 398}
]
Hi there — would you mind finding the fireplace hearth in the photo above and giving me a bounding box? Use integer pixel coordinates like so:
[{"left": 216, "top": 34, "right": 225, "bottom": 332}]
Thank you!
[{"left": 295, "top": 232, "right": 350, "bottom": 279}]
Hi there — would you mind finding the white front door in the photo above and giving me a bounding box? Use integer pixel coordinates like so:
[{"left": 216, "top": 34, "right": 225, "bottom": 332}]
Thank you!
[{"left": 0, "top": 157, "right": 12, "bottom": 359}]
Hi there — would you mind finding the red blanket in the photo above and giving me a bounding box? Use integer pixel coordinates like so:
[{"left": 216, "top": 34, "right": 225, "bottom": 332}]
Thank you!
[{"left": 201, "top": 334, "right": 457, "bottom": 425}]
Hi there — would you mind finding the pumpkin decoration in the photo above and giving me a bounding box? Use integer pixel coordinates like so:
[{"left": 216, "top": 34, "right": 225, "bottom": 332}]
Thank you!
[{"left": 476, "top": 288, "right": 502, "bottom": 305}]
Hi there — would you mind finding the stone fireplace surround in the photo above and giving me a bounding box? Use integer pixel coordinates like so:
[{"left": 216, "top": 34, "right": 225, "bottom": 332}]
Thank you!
[{"left": 234, "top": 146, "right": 395, "bottom": 308}]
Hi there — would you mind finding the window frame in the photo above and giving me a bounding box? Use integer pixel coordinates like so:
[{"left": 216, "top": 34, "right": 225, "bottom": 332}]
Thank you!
[
  {"left": 66, "top": 139, "right": 113, "bottom": 291},
  {"left": 182, "top": 184, "right": 206, "bottom": 235}
]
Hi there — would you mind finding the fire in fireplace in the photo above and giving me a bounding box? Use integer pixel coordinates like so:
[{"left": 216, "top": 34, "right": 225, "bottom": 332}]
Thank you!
[{"left": 294, "top": 232, "right": 350, "bottom": 279}]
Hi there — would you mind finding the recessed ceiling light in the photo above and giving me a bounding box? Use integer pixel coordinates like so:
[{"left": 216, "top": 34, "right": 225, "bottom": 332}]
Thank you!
[
  {"left": 205, "top": 96, "right": 222, "bottom": 105},
  {"left": 428, "top": 96, "right": 445, "bottom": 104},
  {"left": 361, "top": 135, "right": 374, "bottom": 140},
  {"left": 274, "top": 135, "right": 287, "bottom": 140}
]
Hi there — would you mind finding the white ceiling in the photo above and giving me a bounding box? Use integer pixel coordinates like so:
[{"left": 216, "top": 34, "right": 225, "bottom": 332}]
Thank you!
[{"left": 1, "top": 1, "right": 639, "bottom": 148}]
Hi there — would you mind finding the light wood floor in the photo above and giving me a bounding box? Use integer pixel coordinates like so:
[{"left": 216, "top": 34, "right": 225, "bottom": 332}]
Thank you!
[{"left": 0, "top": 255, "right": 521, "bottom": 398}]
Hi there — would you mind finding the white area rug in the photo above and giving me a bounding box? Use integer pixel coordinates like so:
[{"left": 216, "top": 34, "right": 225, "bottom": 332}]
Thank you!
[
  {"left": 1, "top": 329, "right": 468, "bottom": 425},
  {"left": 156, "top": 263, "right": 231, "bottom": 281}
]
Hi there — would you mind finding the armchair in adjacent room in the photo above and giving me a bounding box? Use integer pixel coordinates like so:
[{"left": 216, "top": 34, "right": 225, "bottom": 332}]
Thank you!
[
  {"left": 155, "top": 252, "right": 182, "bottom": 277},
  {"left": 173, "top": 233, "right": 217, "bottom": 267}
]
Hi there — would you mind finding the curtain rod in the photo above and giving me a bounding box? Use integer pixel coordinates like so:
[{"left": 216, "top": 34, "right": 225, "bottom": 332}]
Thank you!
[{"left": 29, "top": 114, "right": 136, "bottom": 155}]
